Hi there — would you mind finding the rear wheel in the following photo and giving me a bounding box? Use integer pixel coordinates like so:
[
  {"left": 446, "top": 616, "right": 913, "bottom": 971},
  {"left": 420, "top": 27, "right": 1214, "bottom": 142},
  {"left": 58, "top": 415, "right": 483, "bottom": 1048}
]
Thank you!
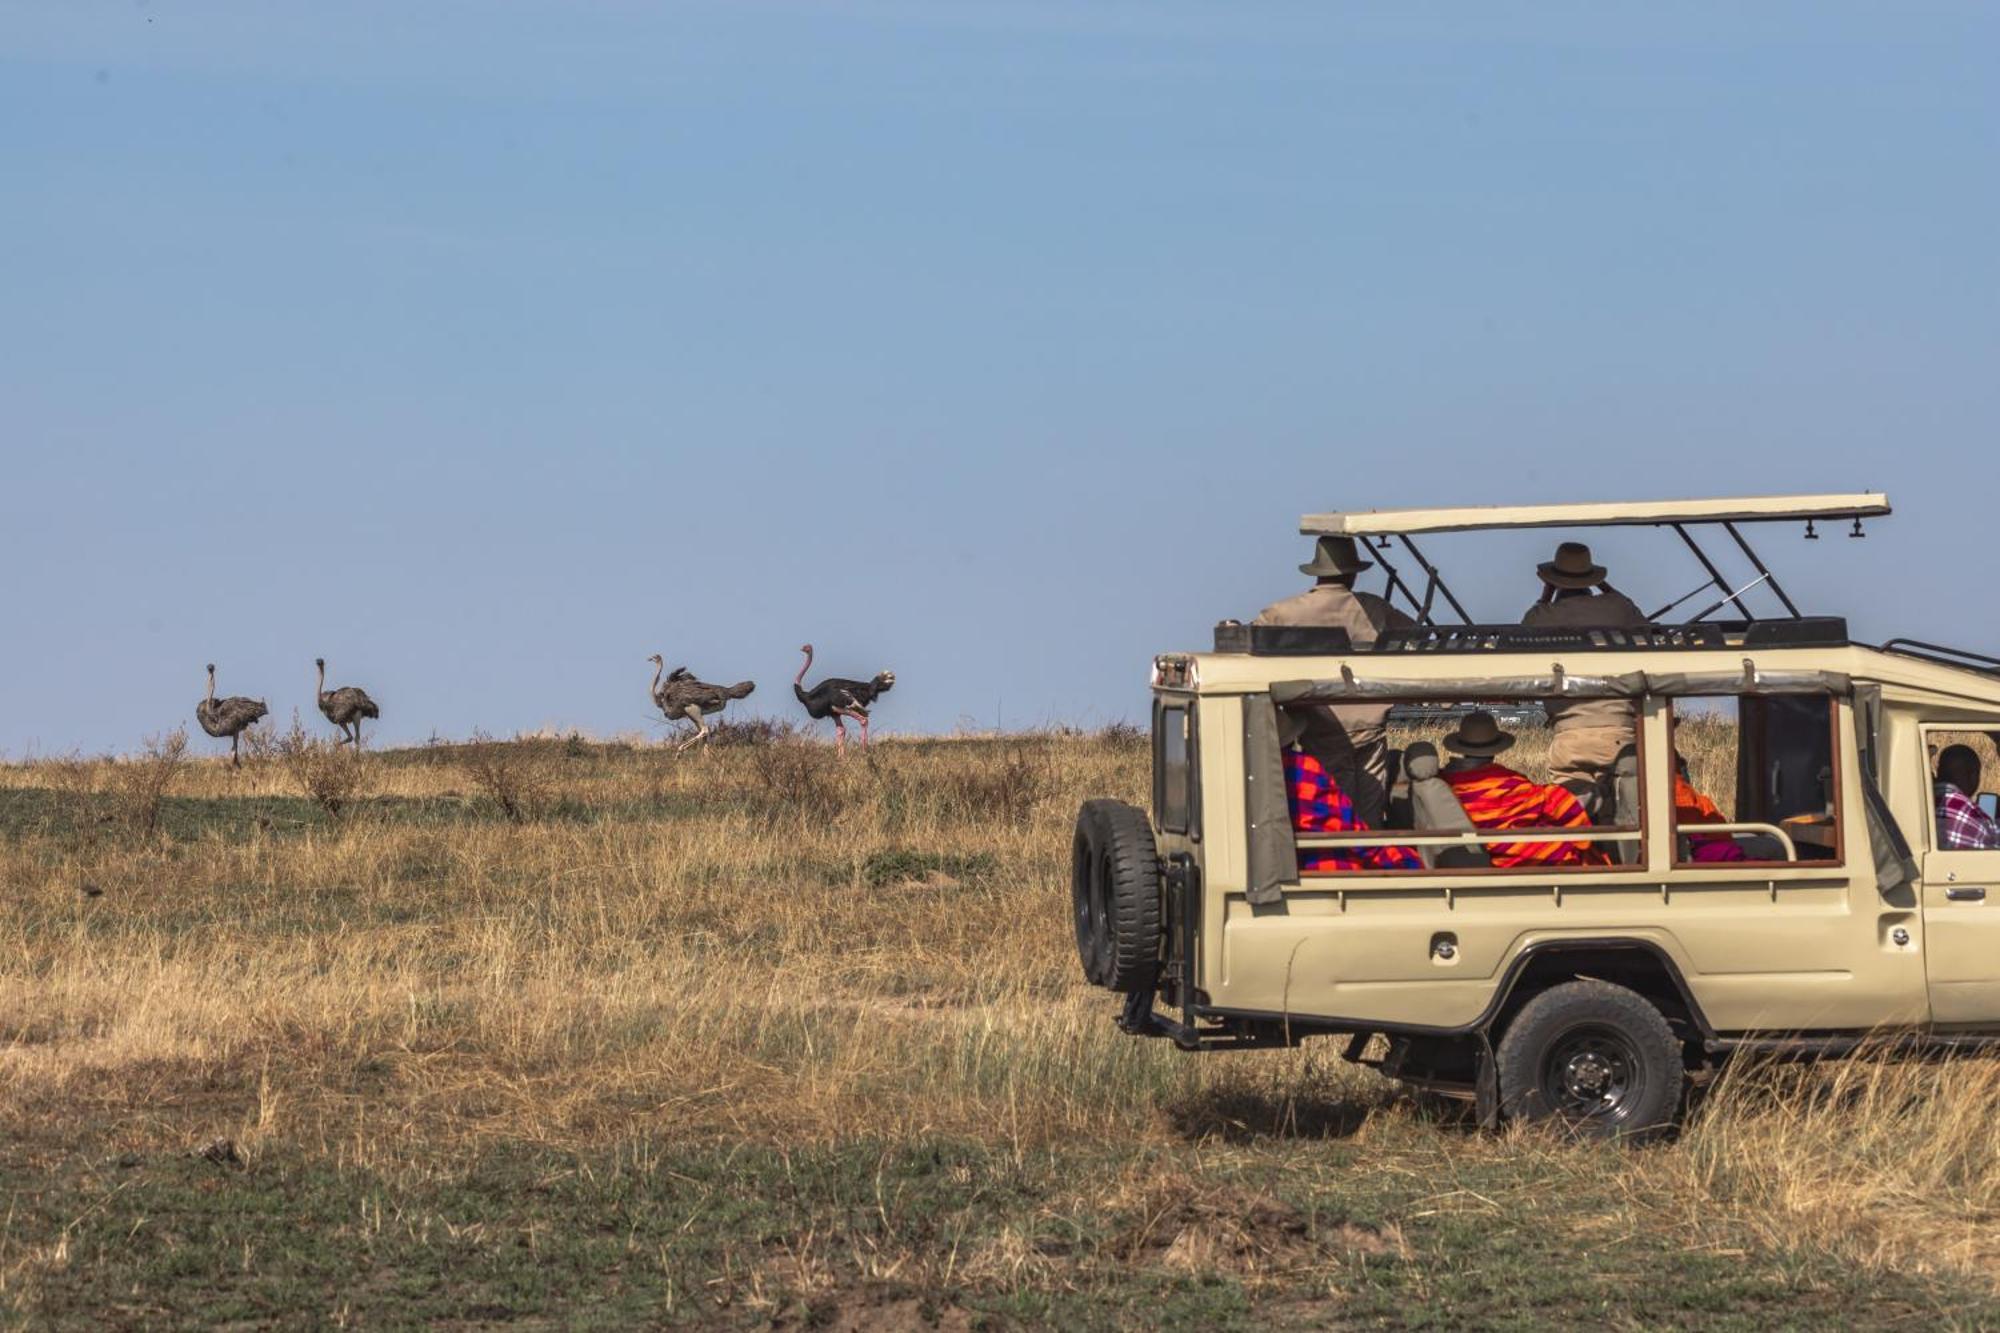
[
  {"left": 1496, "top": 980, "right": 1683, "bottom": 1141},
  {"left": 1070, "top": 800, "right": 1162, "bottom": 993}
]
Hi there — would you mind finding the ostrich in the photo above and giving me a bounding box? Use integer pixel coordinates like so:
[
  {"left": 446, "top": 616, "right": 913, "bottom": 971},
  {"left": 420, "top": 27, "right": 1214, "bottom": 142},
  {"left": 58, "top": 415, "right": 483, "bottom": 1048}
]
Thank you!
[
  {"left": 195, "top": 663, "right": 268, "bottom": 767},
  {"left": 315, "top": 657, "right": 380, "bottom": 748},
  {"left": 792, "top": 644, "right": 894, "bottom": 752},
  {"left": 648, "top": 655, "right": 756, "bottom": 751}
]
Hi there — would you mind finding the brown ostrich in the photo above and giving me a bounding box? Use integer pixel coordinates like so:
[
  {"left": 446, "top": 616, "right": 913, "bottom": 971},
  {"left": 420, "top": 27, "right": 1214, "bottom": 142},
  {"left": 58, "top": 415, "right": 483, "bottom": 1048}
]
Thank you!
[
  {"left": 315, "top": 657, "right": 380, "bottom": 748},
  {"left": 195, "top": 663, "right": 268, "bottom": 767},
  {"left": 648, "top": 654, "right": 755, "bottom": 751}
]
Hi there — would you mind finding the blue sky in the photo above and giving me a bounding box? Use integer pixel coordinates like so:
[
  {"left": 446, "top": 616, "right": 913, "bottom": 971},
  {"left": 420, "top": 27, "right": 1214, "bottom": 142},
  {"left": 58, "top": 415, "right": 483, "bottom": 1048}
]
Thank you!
[{"left": 4, "top": 2, "right": 1996, "bottom": 755}]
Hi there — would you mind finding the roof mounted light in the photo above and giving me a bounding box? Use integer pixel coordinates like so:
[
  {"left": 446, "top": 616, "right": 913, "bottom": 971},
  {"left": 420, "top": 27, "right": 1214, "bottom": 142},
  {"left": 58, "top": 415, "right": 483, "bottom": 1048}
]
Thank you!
[{"left": 1152, "top": 654, "right": 1197, "bottom": 691}]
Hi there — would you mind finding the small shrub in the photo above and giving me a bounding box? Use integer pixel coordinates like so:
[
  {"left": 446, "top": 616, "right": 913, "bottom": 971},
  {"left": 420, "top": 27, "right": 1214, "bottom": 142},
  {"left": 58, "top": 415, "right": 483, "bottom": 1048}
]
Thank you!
[
  {"left": 937, "top": 744, "right": 1054, "bottom": 829},
  {"left": 274, "top": 714, "right": 367, "bottom": 819},
  {"left": 105, "top": 729, "right": 188, "bottom": 836},
  {"left": 708, "top": 717, "right": 798, "bottom": 748},
  {"left": 31, "top": 751, "right": 107, "bottom": 844},
  {"left": 749, "top": 741, "right": 846, "bottom": 821},
  {"left": 462, "top": 732, "right": 559, "bottom": 824},
  {"left": 1099, "top": 720, "right": 1145, "bottom": 747}
]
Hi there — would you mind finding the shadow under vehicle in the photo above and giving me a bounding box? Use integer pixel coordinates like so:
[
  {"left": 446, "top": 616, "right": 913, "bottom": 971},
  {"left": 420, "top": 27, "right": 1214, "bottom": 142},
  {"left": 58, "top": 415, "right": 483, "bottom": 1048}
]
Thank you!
[{"left": 1073, "top": 493, "right": 2000, "bottom": 1139}]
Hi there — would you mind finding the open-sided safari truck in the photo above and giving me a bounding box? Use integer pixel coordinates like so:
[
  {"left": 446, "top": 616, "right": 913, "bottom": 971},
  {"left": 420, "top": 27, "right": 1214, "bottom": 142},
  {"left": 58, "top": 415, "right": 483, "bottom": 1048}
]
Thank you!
[{"left": 1073, "top": 494, "right": 2000, "bottom": 1139}]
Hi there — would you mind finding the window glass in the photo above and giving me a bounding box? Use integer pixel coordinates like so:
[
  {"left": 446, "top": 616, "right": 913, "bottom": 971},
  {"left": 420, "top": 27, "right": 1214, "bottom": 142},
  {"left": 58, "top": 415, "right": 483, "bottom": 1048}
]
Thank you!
[
  {"left": 1924, "top": 729, "right": 2000, "bottom": 851},
  {"left": 1155, "top": 704, "right": 1192, "bottom": 833},
  {"left": 1667, "top": 694, "right": 1839, "bottom": 866}
]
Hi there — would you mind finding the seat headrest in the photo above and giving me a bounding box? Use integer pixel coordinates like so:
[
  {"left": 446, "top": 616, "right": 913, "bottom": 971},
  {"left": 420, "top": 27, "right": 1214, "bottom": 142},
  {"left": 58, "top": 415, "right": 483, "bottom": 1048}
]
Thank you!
[
  {"left": 1613, "top": 744, "right": 1640, "bottom": 777},
  {"left": 1405, "top": 740, "right": 1441, "bottom": 782}
]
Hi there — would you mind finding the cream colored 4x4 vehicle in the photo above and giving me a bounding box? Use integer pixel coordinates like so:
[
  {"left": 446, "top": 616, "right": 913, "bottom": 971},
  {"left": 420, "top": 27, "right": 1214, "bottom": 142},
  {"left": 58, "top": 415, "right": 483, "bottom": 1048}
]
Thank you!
[{"left": 1073, "top": 494, "right": 2000, "bottom": 1139}]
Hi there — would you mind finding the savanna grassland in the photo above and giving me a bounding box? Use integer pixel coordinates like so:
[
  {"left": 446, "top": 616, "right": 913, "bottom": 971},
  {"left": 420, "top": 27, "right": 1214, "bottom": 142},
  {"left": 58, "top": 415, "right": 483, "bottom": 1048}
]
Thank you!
[{"left": 1, "top": 723, "right": 1997, "bottom": 1330}]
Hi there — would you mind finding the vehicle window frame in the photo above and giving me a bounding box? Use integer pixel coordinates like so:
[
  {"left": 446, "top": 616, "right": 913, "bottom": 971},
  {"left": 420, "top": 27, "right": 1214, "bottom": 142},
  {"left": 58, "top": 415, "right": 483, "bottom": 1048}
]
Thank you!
[
  {"left": 1918, "top": 724, "right": 2000, "bottom": 853},
  {"left": 1666, "top": 692, "right": 1845, "bottom": 870},
  {"left": 1283, "top": 697, "right": 1647, "bottom": 879},
  {"left": 1153, "top": 696, "right": 1198, "bottom": 838}
]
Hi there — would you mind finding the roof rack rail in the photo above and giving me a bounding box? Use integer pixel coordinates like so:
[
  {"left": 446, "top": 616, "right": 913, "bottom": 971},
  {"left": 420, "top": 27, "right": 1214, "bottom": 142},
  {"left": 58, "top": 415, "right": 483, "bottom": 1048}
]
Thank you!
[
  {"left": 1879, "top": 639, "right": 2000, "bottom": 677},
  {"left": 1374, "top": 617, "right": 1849, "bottom": 655}
]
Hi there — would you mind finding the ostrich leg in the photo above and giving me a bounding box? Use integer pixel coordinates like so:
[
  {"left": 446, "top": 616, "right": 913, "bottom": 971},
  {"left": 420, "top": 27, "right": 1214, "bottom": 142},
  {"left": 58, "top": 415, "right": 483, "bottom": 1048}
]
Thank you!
[
  {"left": 674, "top": 706, "right": 710, "bottom": 752},
  {"left": 231, "top": 733, "right": 241, "bottom": 768},
  {"left": 833, "top": 716, "right": 848, "bottom": 754}
]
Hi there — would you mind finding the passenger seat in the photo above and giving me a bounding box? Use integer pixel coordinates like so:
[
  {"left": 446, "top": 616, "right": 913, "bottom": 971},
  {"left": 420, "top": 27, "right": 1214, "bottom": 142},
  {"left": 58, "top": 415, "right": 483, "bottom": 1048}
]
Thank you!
[{"left": 1403, "top": 742, "right": 1492, "bottom": 870}]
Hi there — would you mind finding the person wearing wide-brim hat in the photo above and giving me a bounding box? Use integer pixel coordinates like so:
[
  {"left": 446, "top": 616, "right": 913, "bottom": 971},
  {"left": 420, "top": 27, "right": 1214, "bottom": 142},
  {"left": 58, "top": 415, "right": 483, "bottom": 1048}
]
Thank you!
[
  {"left": 1523, "top": 541, "right": 1647, "bottom": 798},
  {"left": 1440, "top": 709, "right": 1517, "bottom": 759},
  {"left": 1254, "top": 535, "right": 1412, "bottom": 827},
  {"left": 1437, "top": 711, "right": 1606, "bottom": 868}
]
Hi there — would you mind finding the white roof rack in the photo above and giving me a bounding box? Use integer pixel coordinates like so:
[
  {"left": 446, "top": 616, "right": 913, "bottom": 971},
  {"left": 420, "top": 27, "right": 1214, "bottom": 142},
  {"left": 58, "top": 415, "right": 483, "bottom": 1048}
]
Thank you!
[{"left": 1302, "top": 493, "right": 1889, "bottom": 538}]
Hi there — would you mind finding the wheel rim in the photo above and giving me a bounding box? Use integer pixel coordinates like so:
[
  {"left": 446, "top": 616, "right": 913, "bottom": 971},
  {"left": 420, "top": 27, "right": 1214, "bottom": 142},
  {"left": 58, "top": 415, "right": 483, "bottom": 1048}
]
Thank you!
[{"left": 1539, "top": 1023, "right": 1645, "bottom": 1123}]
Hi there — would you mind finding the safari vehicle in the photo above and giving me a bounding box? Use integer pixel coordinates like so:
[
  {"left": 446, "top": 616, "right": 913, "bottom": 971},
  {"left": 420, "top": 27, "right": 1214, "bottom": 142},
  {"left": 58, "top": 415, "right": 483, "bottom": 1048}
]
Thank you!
[{"left": 1072, "top": 494, "right": 2000, "bottom": 1139}]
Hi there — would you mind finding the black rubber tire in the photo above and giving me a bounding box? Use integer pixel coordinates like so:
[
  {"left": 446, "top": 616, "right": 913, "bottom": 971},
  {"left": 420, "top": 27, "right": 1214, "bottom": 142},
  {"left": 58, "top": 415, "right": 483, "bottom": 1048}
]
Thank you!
[
  {"left": 1495, "top": 979, "right": 1683, "bottom": 1142},
  {"left": 1070, "top": 799, "right": 1163, "bottom": 994}
]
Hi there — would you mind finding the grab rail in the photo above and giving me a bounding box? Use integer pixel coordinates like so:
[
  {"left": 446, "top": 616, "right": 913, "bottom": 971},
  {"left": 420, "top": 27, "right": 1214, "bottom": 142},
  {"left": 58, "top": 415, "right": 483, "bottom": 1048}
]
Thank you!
[{"left": 1677, "top": 821, "right": 1799, "bottom": 862}]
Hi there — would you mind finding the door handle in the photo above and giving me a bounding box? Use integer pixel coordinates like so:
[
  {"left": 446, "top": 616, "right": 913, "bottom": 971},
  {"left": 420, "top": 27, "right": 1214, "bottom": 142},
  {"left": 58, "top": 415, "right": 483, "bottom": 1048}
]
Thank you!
[{"left": 1945, "top": 886, "right": 1988, "bottom": 902}]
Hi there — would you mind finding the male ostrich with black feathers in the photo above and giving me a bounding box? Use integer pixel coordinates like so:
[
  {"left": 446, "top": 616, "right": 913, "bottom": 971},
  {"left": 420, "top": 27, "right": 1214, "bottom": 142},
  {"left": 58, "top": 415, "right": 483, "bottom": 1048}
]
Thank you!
[
  {"left": 793, "top": 644, "right": 894, "bottom": 752},
  {"left": 195, "top": 663, "right": 268, "bottom": 767},
  {"left": 649, "top": 655, "right": 756, "bottom": 751},
  {"left": 316, "top": 657, "right": 381, "bottom": 748}
]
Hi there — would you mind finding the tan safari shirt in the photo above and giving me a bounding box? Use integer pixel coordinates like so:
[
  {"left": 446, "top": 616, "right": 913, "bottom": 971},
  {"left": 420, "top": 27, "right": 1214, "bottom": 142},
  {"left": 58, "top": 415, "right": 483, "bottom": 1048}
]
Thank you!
[
  {"left": 1255, "top": 584, "right": 1413, "bottom": 742},
  {"left": 1522, "top": 588, "right": 1645, "bottom": 732}
]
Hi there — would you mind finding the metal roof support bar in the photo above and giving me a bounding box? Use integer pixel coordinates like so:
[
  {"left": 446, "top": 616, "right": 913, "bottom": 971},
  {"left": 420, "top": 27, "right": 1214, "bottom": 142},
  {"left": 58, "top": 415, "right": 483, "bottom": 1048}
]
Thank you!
[
  {"left": 1397, "top": 534, "right": 1473, "bottom": 625},
  {"left": 1368, "top": 538, "right": 1436, "bottom": 628},
  {"left": 1672, "top": 523, "right": 1754, "bottom": 621},
  {"left": 1722, "top": 521, "right": 1802, "bottom": 619}
]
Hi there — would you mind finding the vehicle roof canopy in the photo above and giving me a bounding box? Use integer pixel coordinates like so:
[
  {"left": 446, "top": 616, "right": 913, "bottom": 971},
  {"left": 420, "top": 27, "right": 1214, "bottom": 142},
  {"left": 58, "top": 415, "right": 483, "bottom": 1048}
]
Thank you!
[{"left": 1301, "top": 493, "right": 1890, "bottom": 538}]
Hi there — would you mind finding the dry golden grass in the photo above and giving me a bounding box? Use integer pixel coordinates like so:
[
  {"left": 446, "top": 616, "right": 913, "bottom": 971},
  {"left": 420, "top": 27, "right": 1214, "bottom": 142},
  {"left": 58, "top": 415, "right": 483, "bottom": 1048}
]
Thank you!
[{"left": 0, "top": 727, "right": 1996, "bottom": 1321}]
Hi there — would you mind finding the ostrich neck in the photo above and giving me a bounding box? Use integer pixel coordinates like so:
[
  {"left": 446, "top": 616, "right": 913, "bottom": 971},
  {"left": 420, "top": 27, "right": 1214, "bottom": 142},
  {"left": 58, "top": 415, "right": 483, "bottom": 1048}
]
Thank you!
[
  {"left": 651, "top": 659, "right": 664, "bottom": 695},
  {"left": 316, "top": 660, "right": 326, "bottom": 701},
  {"left": 206, "top": 671, "right": 215, "bottom": 705},
  {"left": 794, "top": 649, "right": 813, "bottom": 688}
]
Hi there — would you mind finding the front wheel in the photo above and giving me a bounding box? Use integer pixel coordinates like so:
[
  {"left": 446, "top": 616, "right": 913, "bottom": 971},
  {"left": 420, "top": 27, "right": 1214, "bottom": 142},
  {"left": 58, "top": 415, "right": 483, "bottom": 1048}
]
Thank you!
[{"left": 1495, "top": 980, "right": 1683, "bottom": 1141}]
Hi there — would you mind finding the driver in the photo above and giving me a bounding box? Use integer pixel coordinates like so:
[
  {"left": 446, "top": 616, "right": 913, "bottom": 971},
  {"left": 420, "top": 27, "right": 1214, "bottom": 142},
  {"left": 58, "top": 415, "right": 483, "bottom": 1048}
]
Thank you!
[{"left": 1935, "top": 744, "right": 2000, "bottom": 850}]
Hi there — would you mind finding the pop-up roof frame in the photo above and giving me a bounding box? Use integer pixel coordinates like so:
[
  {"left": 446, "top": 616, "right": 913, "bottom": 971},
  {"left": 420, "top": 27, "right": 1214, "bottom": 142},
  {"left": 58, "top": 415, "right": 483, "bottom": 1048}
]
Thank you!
[{"left": 1299, "top": 493, "right": 1890, "bottom": 628}]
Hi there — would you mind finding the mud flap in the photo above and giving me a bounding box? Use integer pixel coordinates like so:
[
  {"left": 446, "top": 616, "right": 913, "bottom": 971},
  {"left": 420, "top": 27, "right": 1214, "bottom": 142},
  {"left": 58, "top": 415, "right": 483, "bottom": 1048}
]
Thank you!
[{"left": 1474, "top": 1030, "right": 1500, "bottom": 1129}]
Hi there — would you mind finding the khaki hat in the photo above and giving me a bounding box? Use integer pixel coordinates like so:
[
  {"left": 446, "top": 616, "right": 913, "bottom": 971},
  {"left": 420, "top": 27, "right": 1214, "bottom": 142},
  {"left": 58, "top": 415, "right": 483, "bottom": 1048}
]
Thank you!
[
  {"left": 1442, "top": 710, "right": 1516, "bottom": 757},
  {"left": 1300, "top": 535, "right": 1374, "bottom": 578},
  {"left": 1537, "top": 540, "right": 1608, "bottom": 590}
]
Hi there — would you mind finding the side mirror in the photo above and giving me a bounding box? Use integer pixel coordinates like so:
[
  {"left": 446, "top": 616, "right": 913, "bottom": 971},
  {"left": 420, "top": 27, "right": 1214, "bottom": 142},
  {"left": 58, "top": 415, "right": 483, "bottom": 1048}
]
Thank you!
[{"left": 1980, "top": 792, "right": 1999, "bottom": 821}]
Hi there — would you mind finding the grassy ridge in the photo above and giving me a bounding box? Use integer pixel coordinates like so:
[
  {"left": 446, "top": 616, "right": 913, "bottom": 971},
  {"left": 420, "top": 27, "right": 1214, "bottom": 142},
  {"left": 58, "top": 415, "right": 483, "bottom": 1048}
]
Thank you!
[{"left": 1, "top": 730, "right": 1996, "bottom": 1328}]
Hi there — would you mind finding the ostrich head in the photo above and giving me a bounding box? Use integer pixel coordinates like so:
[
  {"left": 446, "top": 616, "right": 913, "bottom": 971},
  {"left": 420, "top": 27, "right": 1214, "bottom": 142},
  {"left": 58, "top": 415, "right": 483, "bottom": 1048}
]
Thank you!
[
  {"left": 647, "top": 653, "right": 663, "bottom": 666},
  {"left": 315, "top": 657, "right": 325, "bottom": 669}
]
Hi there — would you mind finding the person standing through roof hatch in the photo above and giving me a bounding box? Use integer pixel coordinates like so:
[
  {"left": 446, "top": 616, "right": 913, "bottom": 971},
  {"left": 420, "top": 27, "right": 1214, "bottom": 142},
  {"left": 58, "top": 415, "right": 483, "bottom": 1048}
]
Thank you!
[
  {"left": 1255, "top": 535, "right": 1413, "bottom": 827},
  {"left": 1522, "top": 541, "right": 1646, "bottom": 804}
]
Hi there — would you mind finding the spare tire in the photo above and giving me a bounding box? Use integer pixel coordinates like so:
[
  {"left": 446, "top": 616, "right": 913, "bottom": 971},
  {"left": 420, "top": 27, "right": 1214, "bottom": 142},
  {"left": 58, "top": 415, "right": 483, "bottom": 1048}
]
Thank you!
[{"left": 1071, "top": 799, "right": 1162, "bottom": 993}]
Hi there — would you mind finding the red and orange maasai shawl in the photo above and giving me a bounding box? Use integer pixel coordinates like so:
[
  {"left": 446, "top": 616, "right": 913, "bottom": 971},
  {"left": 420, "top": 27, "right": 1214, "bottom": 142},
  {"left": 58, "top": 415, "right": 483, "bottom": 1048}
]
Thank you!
[{"left": 1442, "top": 763, "right": 1608, "bottom": 869}]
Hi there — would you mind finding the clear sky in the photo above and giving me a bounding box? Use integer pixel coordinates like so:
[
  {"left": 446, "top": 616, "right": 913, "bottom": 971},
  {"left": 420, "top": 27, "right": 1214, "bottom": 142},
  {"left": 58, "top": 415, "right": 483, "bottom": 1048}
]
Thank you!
[{"left": 4, "top": 2, "right": 1996, "bottom": 756}]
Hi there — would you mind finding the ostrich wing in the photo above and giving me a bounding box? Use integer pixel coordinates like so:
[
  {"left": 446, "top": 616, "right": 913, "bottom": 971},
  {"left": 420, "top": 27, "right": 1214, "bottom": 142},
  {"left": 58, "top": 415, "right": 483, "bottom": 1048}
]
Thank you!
[
  {"left": 200, "top": 696, "right": 268, "bottom": 736},
  {"left": 322, "top": 686, "right": 380, "bottom": 723}
]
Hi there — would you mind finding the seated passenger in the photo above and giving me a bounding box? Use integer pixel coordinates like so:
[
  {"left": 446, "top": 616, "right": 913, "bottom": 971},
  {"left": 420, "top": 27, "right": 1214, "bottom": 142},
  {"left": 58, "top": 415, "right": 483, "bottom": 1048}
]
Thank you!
[
  {"left": 1935, "top": 744, "right": 2000, "bottom": 850},
  {"left": 1673, "top": 754, "right": 1746, "bottom": 862},
  {"left": 1438, "top": 711, "right": 1609, "bottom": 869},
  {"left": 1280, "top": 710, "right": 1421, "bottom": 872}
]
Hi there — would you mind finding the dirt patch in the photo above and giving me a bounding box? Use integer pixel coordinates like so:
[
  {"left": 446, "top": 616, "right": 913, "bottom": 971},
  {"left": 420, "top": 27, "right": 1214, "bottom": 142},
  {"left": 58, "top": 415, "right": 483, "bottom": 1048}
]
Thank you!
[{"left": 1129, "top": 1184, "right": 1407, "bottom": 1279}]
